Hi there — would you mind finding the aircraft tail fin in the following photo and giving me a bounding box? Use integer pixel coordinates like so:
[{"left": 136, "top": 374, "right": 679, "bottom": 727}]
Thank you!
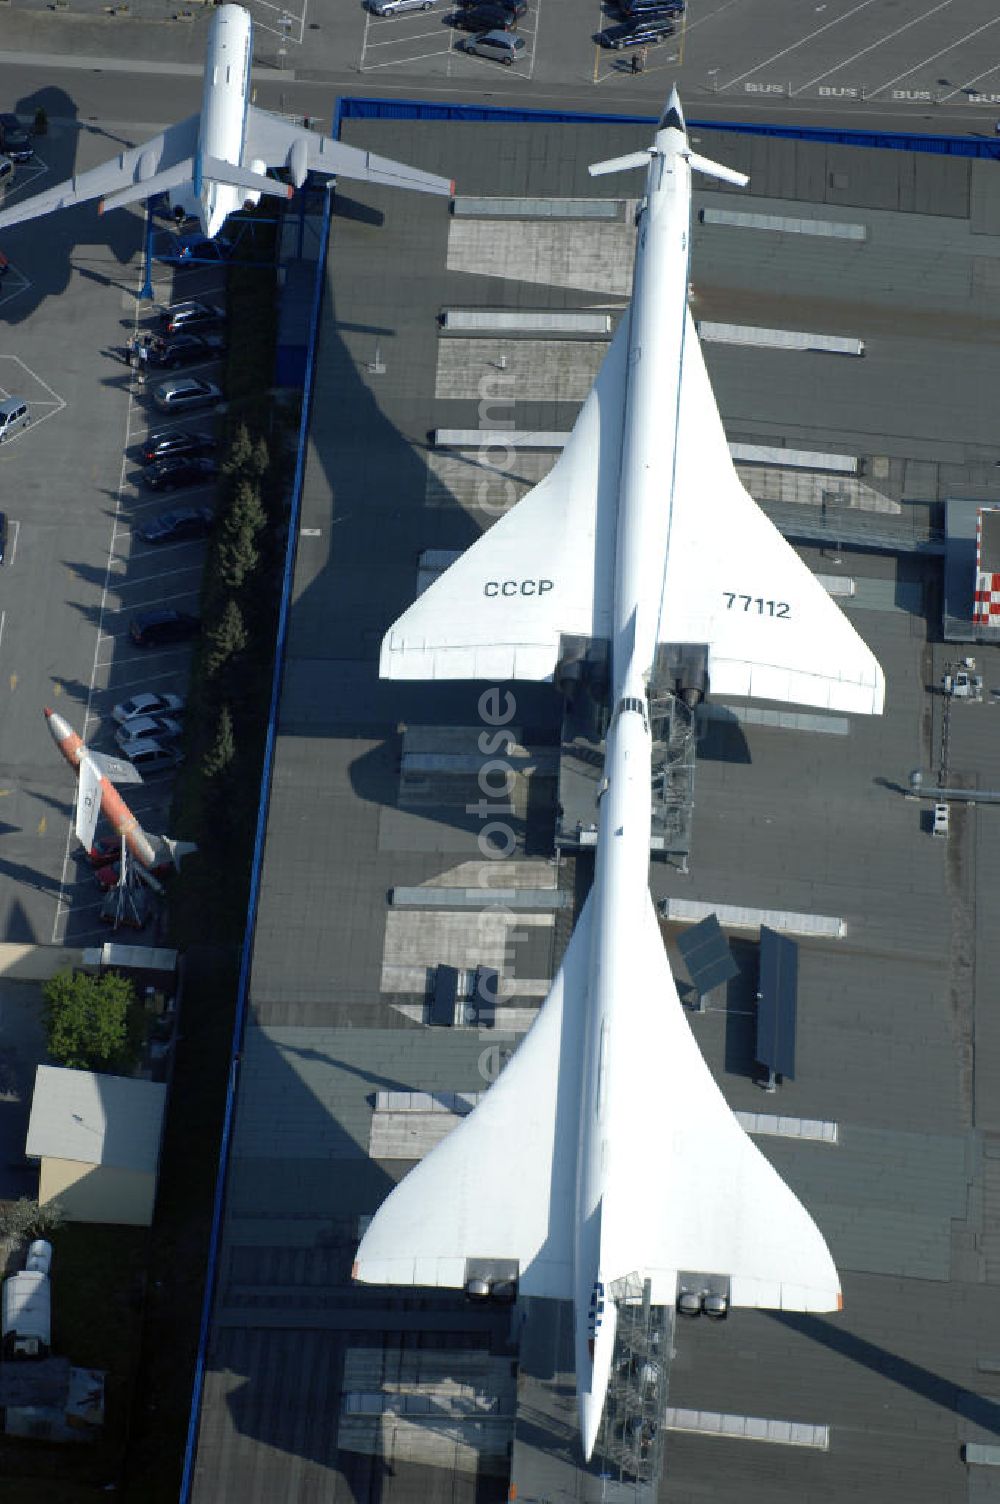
[
  {"left": 200, "top": 156, "right": 294, "bottom": 201},
  {"left": 686, "top": 151, "right": 749, "bottom": 188},
  {"left": 160, "top": 837, "right": 198, "bottom": 870}
]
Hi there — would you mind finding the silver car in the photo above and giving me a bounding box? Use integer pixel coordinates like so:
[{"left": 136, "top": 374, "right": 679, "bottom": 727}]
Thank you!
[
  {"left": 152, "top": 376, "right": 221, "bottom": 413},
  {"left": 370, "top": 0, "right": 436, "bottom": 12},
  {"left": 465, "top": 28, "right": 524, "bottom": 63}
]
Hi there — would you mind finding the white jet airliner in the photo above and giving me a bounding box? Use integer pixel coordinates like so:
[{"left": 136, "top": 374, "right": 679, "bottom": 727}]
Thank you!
[
  {"left": 354, "top": 91, "right": 885, "bottom": 1462},
  {"left": 0, "top": 4, "right": 452, "bottom": 240}
]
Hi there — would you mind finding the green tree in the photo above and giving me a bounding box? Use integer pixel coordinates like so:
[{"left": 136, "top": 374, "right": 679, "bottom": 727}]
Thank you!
[
  {"left": 250, "top": 434, "right": 270, "bottom": 479},
  {"left": 204, "top": 598, "right": 248, "bottom": 678},
  {"left": 222, "top": 422, "right": 253, "bottom": 478},
  {"left": 217, "top": 478, "right": 266, "bottom": 590},
  {"left": 203, "top": 704, "right": 236, "bottom": 781},
  {"left": 0, "top": 1197, "right": 64, "bottom": 1242},
  {"left": 42, "top": 969, "right": 138, "bottom": 1072}
]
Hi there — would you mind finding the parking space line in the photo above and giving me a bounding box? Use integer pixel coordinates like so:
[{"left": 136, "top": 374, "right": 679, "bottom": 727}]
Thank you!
[
  {"left": 862, "top": 12, "right": 1000, "bottom": 100},
  {"left": 721, "top": 0, "right": 882, "bottom": 91},
  {"left": 8, "top": 521, "right": 19, "bottom": 569},
  {"left": 117, "top": 564, "right": 208, "bottom": 587},
  {"left": 939, "top": 61, "right": 1000, "bottom": 103},
  {"left": 793, "top": 0, "right": 957, "bottom": 96},
  {"left": 527, "top": 0, "right": 541, "bottom": 80},
  {"left": 363, "top": 25, "right": 449, "bottom": 50},
  {"left": 363, "top": 46, "right": 456, "bottom": 69}
]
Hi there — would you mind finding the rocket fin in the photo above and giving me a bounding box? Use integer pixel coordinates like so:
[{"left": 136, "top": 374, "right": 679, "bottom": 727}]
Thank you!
[
  {"left": 378, "top": 320, "right": 627, "bottom": 682},
  {"left": 600, "top": 897, "right": 841, "bottom": 1313},
  {"left": 657, "top": 311, "right": 885, "bottom": 715},
  {"left": 354, "top": 895, "right": 593, "bottom": 1297},
  {"left": 74, "top": 760, "right": 102, "bottom": 851}
]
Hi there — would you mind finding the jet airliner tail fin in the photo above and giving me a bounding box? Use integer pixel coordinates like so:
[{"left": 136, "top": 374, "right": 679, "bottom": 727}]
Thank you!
[
  {"left": 686, "top": 152, "right": 749, "bottom": 188},
  {"left": 588, "top": 150, "right": 651, "bottom": 178}
]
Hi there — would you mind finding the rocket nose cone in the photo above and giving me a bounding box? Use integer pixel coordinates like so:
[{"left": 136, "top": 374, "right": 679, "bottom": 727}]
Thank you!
[{"left": 45, "top": 708, "right": 73, "bottom": 742}]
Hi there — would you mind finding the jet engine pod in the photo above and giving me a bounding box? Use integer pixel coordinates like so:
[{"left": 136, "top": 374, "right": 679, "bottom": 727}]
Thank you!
[
  {"left": 653, "top": 642, "right": 710, "bottom": 706},
  {"left": 287, "top": 137, "right": 309, "bottom": 190},
  {"left": 701, "top": 1292, "right": 729, "bottom": 1319},
  {"left": 463, "top": 1258, "right": 519, "bottom": 1304},
  {"left": 676, "top": 1290, "right": 702, "bottom": 1318}
]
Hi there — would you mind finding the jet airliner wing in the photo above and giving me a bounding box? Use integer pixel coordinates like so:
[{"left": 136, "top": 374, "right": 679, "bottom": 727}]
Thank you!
[
  {"left": 658, "top": 312, "right": 885, "bottom": 715},
  {"left": 354, "top": 895, "right": 592, "bottom": 1298},
  {"left": 243, "top": 107, "right": 454, "bottom": 198},
  {"left": 0, "top": 116, "right": 199, "bottom": 233},
  {"left": 379, "top": 315, "right": 627, "bottom": 681},
  {"left": 600, "top": 897, "right": 842, "bottom": 1312}
]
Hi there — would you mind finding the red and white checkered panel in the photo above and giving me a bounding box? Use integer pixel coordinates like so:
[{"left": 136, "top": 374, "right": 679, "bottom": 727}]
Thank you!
[{"left": 973, "top": 573, "right": 1000, "bottom": 624}]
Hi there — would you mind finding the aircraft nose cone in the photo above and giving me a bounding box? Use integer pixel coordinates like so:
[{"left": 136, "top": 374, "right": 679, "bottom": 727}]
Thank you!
[
  {"left": 660, "top": 85, "right": 685, "bottom": 134},
  {"left": 579, "top": 1392, "right": 602, "bottom": 1462}
]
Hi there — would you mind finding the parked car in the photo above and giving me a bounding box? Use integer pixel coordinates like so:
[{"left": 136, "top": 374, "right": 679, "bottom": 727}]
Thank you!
[
  {"left": 149, "top": 332, "right": 226, "bottom": 370},
  {"left": 143, "top": 456, "right": 218, "bottom": 491},
  {"left": 137, "top": 506, "right": 214, "bottom": 544},
  {"left": 0, "top": 155, "right": 14, "bottom": 191},
  {"left": 115, "top": 714, "right": 184, "bottom": 750},
  {"left": 160, "top": 299, "right": 225, "bottom": 336},
  {"left": 616, "top": 0, "right": 683, "bottom": 15},
  {"left": 115, "top": 735, "right": 184, "bottom": 772},
  {"left": 152, "top": 377, "right": 221, "bottom": 413},
  {"left": 129, "top": 608, "right": 201, "bottom": 647},
  {"left": 0, "top": 114, "right": 31, "bottom": 163},
  {"left": 452, "top": 4, "right": 522, "bottom": 29},
  {"left": 112, "top": 690, "right": 185, "bottom": 724},
  {"left": 141, "top": 428, "right": 216, "bottom": 465},
  {"left": 463, "top": 27, "right": 526, "bottom": 58},
  {"left": 153, "top": 232, "right": 234, "bottom": 266},
  {"left": 369, "top": 0, "right": 437, "bottom": 12},
  {"left": 597, "top": 16, "right": 673, "bottom": 46}
]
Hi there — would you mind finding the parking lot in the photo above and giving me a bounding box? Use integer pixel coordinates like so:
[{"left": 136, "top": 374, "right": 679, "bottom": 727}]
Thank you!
[
  {"left": 0, "top": 126, "right": 224, "bottom": 948},
  {"left": 239, "top": 0, "right": 1000, "bottom": 119}
]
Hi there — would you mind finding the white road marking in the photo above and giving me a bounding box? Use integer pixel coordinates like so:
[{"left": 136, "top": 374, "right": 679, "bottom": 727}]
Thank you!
[
  {"left": 721, "top": 0, "right": 884, "bottom": 90},
  {"left": 8, "top": 520, "right": 19, "bottom": 569},
  {"left": 793, "top": 0, "right": 958, "bottom": 96},
  {"left": 938, "top": 61, "right": 1000, "bottom": 103},
  {"left": 862, "top": 12, "right": 1000, "bottom": 100}
]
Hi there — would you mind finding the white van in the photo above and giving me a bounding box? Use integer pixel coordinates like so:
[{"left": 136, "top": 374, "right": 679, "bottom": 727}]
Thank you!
[{"left": 0, "top": 397, "right": 29, "bottom": 443}]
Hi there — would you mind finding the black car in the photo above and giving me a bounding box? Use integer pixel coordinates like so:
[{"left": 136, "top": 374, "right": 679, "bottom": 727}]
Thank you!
[
  {"left": 141, "top": 428, "right": 216, "bottom": 465},
  {"left": 137, "top": 506, "right": 214, "bottom": 544},
  {"left": 616, "top": 0, "right": 683, "bottom": 15},
  {"left": 129, "top": 608, "right": 201, "bottom": 647},
  {"left": 143, "top": 455, "right": 218, "bottom": 491},
  {"left": 160, "top": 300, "right": 226, "bottom": 336},
  {"left": 0, "top": 114, "right": 31, "bottom": 163},
  {"left": 598, "top": 16, "right": 673, "bottom": 46},
  {"left": 451, "top": 2, "right": 523, "bottom": 29},
  {"left": 455, "top": 0, "right": 525, "bottom": 10},
  {"left": 149, "top": 333, "right": 225, "bottom": 370},
  {"left": 0, "top": 511, "right": 6, "bottom": 565}
]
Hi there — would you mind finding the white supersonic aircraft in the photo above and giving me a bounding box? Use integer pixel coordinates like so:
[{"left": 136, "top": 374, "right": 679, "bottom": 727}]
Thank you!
[
  {"left": 0, "top": 4, "right": 452, "bottom": 241},
  {"left": 354, "top": 91, "right": 885, "bottom": 1461}
]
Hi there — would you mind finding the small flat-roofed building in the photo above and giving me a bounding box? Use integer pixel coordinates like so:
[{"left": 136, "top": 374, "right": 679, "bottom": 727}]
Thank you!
[{"left": 26, "top": 1066, "right": 166, "bottom": 1226}]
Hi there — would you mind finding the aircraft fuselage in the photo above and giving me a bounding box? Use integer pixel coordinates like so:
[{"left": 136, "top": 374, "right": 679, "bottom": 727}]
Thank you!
[{"left": 573, "top": 111, "right": 693, "bottom": 1461}]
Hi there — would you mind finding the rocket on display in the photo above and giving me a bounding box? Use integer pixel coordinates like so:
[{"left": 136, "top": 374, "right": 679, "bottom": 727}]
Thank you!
[
  {"left": 44, "top": 708, "right": 195, "bottom": 876},
  {"left": 354, "top": 91, "right": 885, "bottom": 1460},
  {"left": 0, "top": 4, "right": 453, "bottom": 243}
]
